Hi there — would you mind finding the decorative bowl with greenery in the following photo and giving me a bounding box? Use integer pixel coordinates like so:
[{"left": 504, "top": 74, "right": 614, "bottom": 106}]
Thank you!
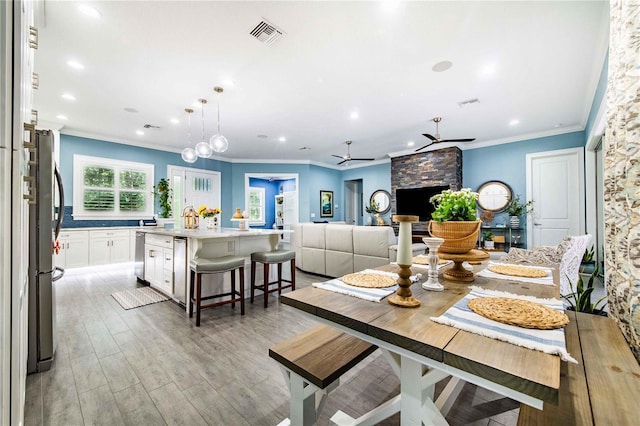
[
  {"left": 153, "top": 178, "right": 172, "bottom": 218},
  {"left": 505, "top": 194, "right": 534, "bottom": 217},
  {"left": 563, "top": 266, "right": 607, "bottom": 315},
  {"left": 429, "top": 188, "right": 479, "bottom": 222}
]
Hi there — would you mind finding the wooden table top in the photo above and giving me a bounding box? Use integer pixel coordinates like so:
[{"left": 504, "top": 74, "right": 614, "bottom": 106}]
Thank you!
[{"left": 282, "top": 263, "right": 562, "bottom": 404}]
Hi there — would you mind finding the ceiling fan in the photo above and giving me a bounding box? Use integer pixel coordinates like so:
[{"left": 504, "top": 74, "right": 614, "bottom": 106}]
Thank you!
[
  {"left": 332, "top": 141, "right": 375, "bottom": 165},
  {"left": 415, "top": 117, "right": 476, "bottom": 152}
]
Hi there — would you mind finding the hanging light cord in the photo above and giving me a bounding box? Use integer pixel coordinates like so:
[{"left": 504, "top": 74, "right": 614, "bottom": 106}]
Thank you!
[
  {"left": 216, "top": 92, "right": 221, "bottom": 134},
  {"left": 201, "top": 100, "right": 206, "bottom": 141},
  {"left": 187, "top": 111, "right": 192, "bottom": 145}
]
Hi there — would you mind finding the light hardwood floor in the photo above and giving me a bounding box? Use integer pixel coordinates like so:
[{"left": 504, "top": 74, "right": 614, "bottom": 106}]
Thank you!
[{"left": 24, "top": 264, "right": 520, "bottom": 425}]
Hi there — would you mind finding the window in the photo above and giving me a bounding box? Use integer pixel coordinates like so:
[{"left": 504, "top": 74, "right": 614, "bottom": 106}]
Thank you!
[
  {"left": 73, "top": 155, "right": 154, "bottom": 219},
  {"left": 247, "top": 187, "right": 265, "bottom": 225}
]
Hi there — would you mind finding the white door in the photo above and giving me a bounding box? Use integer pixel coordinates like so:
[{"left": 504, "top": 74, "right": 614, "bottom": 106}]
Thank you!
[
  {"left": 526, "top": 147, "right": 584, "bottom": 247},
  {"left": 168, "top": 166, "right": 221, "bottom": 221},
  {"left": 344, "top": 181, "right": 359, "bottom": 225}
]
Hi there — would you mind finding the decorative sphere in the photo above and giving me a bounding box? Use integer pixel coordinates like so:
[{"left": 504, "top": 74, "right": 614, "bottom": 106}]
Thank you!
[
  {"left": 195, "top": 141, "right": 213, "bottom": 158},
  {"left": 210, "top": 134, "right": 229, "bottom": 153},
  {"left": 181, "top": 147, "right": 197, "bottom": 163}
]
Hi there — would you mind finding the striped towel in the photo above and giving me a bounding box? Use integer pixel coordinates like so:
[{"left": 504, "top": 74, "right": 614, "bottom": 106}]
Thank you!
[
  {"left": 392, "top": 257, "right": 453, "bottom": 270},
  {"left": 431, "top": 286, "right": 576, "bottom": 363},
  {"left": 477, "top": 261, "right": 555, "bottom": 286},
  {"left": 312, "top": 269, "right": 421, "bottom": 303}
]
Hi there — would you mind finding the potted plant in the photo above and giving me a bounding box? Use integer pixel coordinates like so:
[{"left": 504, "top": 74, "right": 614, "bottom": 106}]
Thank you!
[
  {"left": 153, "top": 178, "right": 172, "bottom": 218},
  {"left": 505, "top": 194, "right": 534, "bottom": 228},
  {"left": 428, "top": 188, "right": 481, "bottom": 253},
  {"left": 563, "top": 265, "right": 607, "bottom": 316},
  {"left": 580, "top": 245, "right": 596, "bottom": 274},
  {"left": 365, "top": 199, "right": 379, "bottom": 226},
  {"left": 483, "top": 230, "right": 494, "bottom": 250}
]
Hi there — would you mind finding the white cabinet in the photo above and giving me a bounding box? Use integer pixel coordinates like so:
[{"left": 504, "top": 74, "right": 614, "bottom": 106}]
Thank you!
[
  {"left": 144, "top": 234, "right": 173, "bottom": 295},
  {"left": 57, "top": 230, "right": 89, "bottom": 269},
  {"left": 89, "top": 230, "right": 130, "bottom": 265}
]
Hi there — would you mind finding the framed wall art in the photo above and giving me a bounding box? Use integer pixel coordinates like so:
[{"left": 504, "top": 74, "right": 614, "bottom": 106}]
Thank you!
[{"left": 320, "top": 190, "right": 333, "bottom": 217}]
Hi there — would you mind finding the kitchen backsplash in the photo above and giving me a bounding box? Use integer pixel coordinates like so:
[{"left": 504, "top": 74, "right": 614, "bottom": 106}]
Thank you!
[{"left": 60, "top": 206, "right": 143, "bottom": 228}]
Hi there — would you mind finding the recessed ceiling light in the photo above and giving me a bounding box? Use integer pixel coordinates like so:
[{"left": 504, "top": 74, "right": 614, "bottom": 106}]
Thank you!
[
  {"left": 350, "top": 111, "right": 359, "bottom": 120},
  {"left": 78, "top": 4, "right": 101, "bottom": 19},
  {"left": 123, "top": 107, "right": 138, "bottom": 113},
  {"left": 170, "top": 118, "right": 179, "bottom": 124},
  {"left": 553, "top": 123, "right": 563, "bottom": 128},
  {"left": 66, "top": 60, "right": 85, "bottom": 70},
  {"left": 407, "top": 140, "right": 415, "bottom": 147},
  {"left": 278, "top": 137, "right": 286, "bottom": 142},
  {"left": 432, "top": 61, "right": 453, "bottom": 72},
  {"left": 257, "top": 134, "right": 269, "bottom": 139},
  {"left": 509, "top": 119, "right": 520, "bottom": 126},
  {"left": 136, "top": 130, "right": 144, "bottom": 136},
  {"left": 61, "top": 93, "right": 76, "bottom": 101},
  {"left": 56, "top": 114, "right": 68, "bottom": 121}
]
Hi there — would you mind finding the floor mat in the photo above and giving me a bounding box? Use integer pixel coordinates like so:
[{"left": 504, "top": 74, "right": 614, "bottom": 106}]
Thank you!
[{"left": 111, "top": 286, "right": 170, "bottom": 310}]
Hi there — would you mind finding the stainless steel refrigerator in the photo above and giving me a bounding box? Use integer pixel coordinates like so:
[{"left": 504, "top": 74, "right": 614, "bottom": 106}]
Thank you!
[{"left": 27, "top": 129, "right": 65, "bottom": 373}]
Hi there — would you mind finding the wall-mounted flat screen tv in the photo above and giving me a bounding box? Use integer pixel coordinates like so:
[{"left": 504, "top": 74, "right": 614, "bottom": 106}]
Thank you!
[{"left": 395, "top": 186, "right": 450, "bottom": 222}]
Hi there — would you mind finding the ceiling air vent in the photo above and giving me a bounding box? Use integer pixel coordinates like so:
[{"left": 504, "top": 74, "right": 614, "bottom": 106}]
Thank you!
[
  {"left": 249, "top": 19, "right": 284, "bottom": 45},
  {"left": 143, "top": 124, "right": 161, "bottom": 129},
  {"left": 457, "top": 98, "right": 480, "bottom": 108}
]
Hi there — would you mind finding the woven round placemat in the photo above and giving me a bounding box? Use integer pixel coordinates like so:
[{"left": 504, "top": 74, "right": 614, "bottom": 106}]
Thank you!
[
  {"left": 342, "top": 273, "right": 397, "bottom": 288},
  {"left": 468, "top": 297, "right": 569, "bottom": 330},
  {"left": 488, "top": 264, "right": 549, "bottom": 278},
  {"left": 412, "top": 256, "right": 449, "bottom": 265}
]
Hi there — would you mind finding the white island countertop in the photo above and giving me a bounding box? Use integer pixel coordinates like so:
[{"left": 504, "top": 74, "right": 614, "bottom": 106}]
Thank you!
[{"left": 139, "top": 226, "right": 290, "bottom": 239}]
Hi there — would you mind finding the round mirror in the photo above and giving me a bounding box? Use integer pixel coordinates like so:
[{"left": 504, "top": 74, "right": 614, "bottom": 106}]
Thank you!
[
  {"left": 477, "top": 181, "right": 512, "bottom": 212},
  {"left": 370, "top": 190, "right": 391, "bottom": 214}
]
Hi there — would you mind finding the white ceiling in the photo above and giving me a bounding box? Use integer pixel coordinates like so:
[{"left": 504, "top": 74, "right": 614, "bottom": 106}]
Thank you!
[{"left": 35, "top": 1, "right": 609, "bottom": 167}]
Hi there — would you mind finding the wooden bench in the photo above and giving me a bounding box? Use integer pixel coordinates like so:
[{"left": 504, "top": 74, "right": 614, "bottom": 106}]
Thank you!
[
  {"left": 269, "top": 324, "right": 378, "bottom": 426},
  {"left": 518, "top": 310, "right": 640, "bottom": 425}
]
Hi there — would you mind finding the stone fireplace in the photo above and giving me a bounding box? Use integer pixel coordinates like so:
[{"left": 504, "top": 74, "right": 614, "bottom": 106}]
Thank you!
[{"left": 391, "top": 146, "right": 462, "bottom": 235}]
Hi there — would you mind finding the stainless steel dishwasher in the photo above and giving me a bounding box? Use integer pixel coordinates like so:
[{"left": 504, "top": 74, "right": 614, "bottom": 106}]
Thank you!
[
  {"left": 135, "top": 231, "right": 146, "bottom": 282},
  {"left": 173, "top": 237, "right": 187, "bottom": 304}
]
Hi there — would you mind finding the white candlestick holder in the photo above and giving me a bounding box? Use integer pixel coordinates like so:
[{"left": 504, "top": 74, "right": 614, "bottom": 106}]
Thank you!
[{"left": 422, "top": 237, "right": 444, "bottom": 291}]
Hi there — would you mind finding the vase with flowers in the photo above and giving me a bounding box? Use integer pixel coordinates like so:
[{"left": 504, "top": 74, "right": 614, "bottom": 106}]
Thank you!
[
  {"left": 198, "top": 205, "right": 222, "bottom": 229},
  {"left": 428, "top": 188, "right": 481, "bottom": 254}
]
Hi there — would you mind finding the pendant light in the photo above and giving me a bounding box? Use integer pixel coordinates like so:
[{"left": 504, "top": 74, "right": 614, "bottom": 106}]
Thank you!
[
  {"left": 180, "top": 108, "right": 197, "bottom": 163},
  {"left": 209, "top": 86, "right": 229, "bottom": 153},
  {"left": 195, "top": 98, "right": 213, "bottom": 158}
]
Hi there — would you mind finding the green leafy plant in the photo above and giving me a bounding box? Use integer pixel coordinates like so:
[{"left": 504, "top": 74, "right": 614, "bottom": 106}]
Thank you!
[
  {"left": 505, "top": 194, "right": 534, "bottom": 217},
  {"left": 563, "top": 266, "right": 607, "bottom": 315},
  {"left": 153, "top": 178, "right": 172, "bottom": 218},
  {"left": 582, "top": 245, "right": 595, "bottom": 263},
  {"left": 429, "top": 188, "right": 479, "bottom": 222},
  {"left": 482, "top": 230, "right": 493, "bottom": 241},
  {"left": 365, "top": 199, "right": 379, "bottom": 214}
]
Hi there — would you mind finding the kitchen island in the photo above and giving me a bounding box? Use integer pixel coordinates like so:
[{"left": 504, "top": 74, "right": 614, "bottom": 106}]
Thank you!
[{"left": 138, "top": 227, "right": 290, "bottom": 308}]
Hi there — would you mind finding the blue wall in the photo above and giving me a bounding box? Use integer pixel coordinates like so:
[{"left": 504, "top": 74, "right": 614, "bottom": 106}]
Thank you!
[
  {"left": 60, "top": 134, "right": 232, "bottom": 227},
  {"left": 342, "top": 162, "right": 392, "bottom": 224},
  {"left": 60, "top": 129, "right": 588, "bottom": 235}
]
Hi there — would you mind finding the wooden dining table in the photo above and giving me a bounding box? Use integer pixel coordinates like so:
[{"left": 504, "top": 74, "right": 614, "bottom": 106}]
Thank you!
[{"left": 281, "top": 262, "right": 562, "bottom": 425}]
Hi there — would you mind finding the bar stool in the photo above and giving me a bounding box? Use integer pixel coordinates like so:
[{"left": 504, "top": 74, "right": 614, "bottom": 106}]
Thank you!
[
  {"left": 189, "top": 256, "right": 245, "bottom": 326},
  {"left": 250, "top": 250, "right": 296, "bottom": 308}
]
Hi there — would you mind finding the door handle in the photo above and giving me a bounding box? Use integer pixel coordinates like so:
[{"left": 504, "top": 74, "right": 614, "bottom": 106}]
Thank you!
[{"left": 534, "top": 222, "right": 541, "bottom": 226}]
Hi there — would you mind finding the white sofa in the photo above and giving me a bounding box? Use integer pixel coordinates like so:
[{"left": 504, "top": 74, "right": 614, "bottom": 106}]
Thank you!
[{"left": 291, "top": 223, "right": 426, "bottom": 277}]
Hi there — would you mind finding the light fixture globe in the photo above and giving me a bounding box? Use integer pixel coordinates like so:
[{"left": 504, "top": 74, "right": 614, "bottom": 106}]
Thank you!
[
  {"left": 210, "top": 133, "right": 228, "bottom": 153},
  {"left": 181, "top": 147, "right": 197, "bottom": 163},
  {"left": 195, "top": 140, "right": 213, "bottom": 158}
]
